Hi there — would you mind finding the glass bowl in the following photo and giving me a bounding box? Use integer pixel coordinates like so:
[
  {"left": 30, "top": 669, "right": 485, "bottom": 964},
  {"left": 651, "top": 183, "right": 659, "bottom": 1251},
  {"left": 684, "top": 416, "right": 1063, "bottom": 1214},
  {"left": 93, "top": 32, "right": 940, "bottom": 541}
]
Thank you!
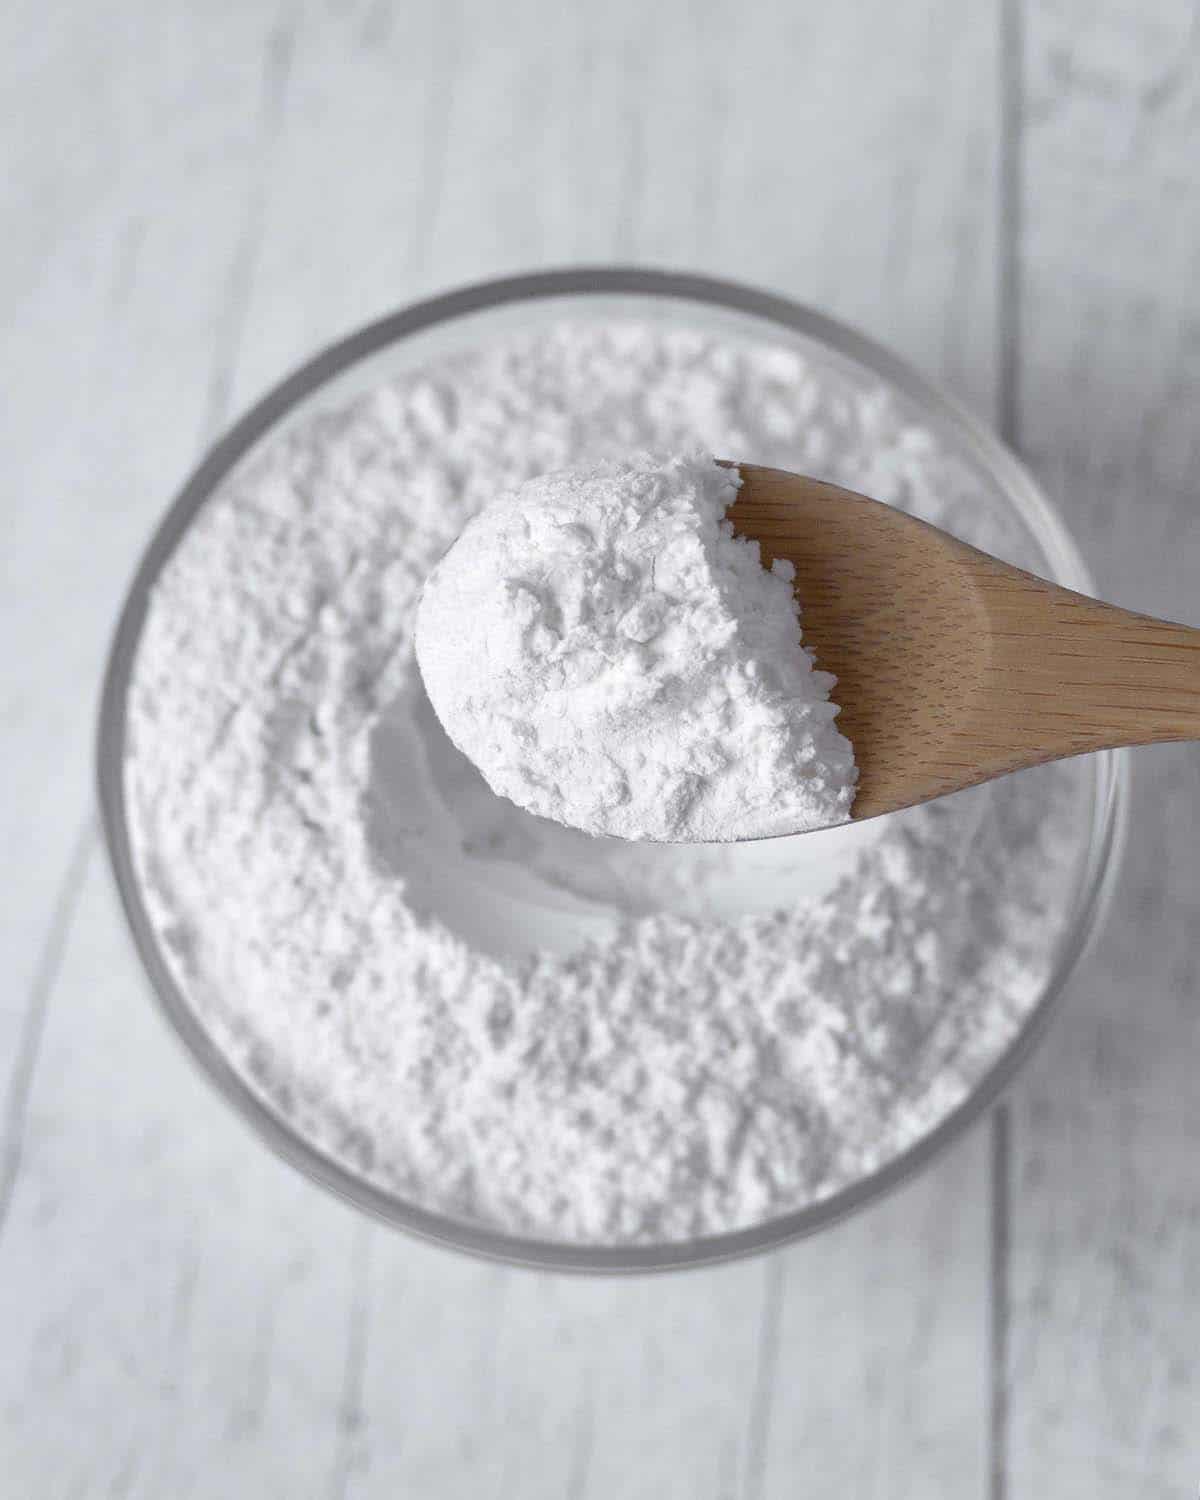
[{"left": 97, "top": 268, "right": 1128, "bottom": 1272}]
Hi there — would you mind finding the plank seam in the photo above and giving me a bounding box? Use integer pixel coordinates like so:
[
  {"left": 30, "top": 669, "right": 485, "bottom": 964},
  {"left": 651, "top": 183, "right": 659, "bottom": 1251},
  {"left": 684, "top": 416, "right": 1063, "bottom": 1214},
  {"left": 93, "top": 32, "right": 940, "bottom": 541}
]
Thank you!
[
  {"left": 742, "top": 1253, "right": 785, "bottom": 1500},
  {"left": 989, "top": 1104, "right": 1012, "bottom": 1500},
  {"left": 991, "top": 0, "right": 1023, "bottom": 1491},
  {"left": 0, "top": 815, "right": 96, "bottom": 1243},
  {"left": 328, "top": 1219, "right": 373, "bottom": 1500},
  {"left": 200, "top": 0, "right": 300, "bottom": 444},
  {"left": 997, "top": 0, "right": 1023, "bottom": 454}
]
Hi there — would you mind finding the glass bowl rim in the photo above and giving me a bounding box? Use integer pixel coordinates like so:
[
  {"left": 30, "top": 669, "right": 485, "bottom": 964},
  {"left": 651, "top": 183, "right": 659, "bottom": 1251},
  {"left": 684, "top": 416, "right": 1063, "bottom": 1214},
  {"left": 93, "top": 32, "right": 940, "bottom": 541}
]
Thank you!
[{"left": 96, "top": 265, "right": 1129, "bottom": 1274}]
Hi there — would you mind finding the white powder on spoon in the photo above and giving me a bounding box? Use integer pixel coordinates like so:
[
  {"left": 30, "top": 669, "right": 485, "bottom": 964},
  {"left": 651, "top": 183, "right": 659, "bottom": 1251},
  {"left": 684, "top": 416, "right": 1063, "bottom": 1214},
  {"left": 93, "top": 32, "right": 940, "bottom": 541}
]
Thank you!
[
  {"left": 415, "top": 453, "right": 857, "bottom": 841},
  {"left": 125, "top": 320, "right": 1089, "bottom": 1244}
]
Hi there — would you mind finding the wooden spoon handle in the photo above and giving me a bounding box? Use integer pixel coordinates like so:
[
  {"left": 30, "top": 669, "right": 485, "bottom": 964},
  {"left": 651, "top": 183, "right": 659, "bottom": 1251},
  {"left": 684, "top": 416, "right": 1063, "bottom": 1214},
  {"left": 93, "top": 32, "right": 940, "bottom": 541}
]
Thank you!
[
  {"left": 730, "top": 464, "right": 1198, "bottom": 821},
  {"left": 969, "top": 559, "right": 1200, "bottom": 758}
]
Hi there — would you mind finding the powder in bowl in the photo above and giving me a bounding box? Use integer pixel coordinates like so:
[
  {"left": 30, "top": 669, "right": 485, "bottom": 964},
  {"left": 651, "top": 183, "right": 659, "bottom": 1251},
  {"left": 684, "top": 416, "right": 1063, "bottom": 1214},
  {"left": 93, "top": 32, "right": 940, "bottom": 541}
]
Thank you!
[
  {"left": 415, "top": 452, "right": 857, "bottom": 841},
  {"left": 124, "top": 319, "right": 1091, "bottom": 1245}
]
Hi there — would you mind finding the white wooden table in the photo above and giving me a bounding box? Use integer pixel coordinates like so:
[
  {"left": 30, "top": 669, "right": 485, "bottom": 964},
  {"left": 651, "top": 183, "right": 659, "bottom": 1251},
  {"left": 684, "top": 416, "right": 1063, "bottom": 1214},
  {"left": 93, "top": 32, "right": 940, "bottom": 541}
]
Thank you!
[{"left": 3, "top": 3, "right": 1198, "bottom": 1495}]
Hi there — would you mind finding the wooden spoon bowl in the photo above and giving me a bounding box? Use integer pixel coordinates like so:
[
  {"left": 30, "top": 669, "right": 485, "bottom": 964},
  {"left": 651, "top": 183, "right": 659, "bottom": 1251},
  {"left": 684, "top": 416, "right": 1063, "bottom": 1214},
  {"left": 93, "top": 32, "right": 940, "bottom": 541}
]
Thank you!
[{"left": 729, "top": 464, "right": 1200, "bottom": 823}]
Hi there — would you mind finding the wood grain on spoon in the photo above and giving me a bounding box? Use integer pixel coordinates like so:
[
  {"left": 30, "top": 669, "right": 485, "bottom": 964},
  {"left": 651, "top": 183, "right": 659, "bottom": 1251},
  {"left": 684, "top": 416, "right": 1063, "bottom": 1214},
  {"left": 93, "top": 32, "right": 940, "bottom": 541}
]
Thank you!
[{"left": 728, "top": 464, "right": 1200, "bottom": 822}]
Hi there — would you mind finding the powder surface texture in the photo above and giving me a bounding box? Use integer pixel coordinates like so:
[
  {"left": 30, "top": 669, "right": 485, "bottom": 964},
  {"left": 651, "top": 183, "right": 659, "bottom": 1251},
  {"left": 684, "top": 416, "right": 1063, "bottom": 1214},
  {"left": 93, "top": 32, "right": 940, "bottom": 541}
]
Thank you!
[
  {"left": 415, "top": 453, "right": 856, "bottom": 841},
  {"left": 125, "top": 320, "right": 1090, "bottom": 1245}
]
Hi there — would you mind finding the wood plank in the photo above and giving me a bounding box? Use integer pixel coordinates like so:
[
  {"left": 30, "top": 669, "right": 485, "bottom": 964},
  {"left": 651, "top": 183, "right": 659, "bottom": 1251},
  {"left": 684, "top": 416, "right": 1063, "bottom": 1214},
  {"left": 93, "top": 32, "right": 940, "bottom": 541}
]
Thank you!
[
  {"left": 1007, "top": 2, "right": 1200, "bottom": 1494},
  {"left": 0, "top": 856, "right": 361, "bottom": 1499},
  {"left": 689, "top": 0, "right": 1004, "bottom": 422},
  {"left": 0, "top": 0, "right": 296, "bottom": 1183},
  {"left": 0, "top": 7, "right": 362, "bottom": 1497},
  {"left": 2, "top": 1, "right": 1002, "bottom": 1495}
]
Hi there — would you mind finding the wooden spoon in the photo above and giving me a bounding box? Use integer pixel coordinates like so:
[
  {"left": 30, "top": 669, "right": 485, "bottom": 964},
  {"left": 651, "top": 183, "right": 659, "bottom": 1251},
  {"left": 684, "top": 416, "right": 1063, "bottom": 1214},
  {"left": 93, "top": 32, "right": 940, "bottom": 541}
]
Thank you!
[{"left": 728, "top": 463, "right": 1200, "bottom": 823}]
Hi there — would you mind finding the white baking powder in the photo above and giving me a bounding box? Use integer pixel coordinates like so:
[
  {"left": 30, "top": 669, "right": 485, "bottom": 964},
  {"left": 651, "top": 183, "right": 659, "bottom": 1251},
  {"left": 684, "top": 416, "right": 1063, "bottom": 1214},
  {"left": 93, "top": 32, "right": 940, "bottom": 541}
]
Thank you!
[
  {"left": 416, "top": 453, "right": 856, "bottom": 841},
  {"left": 126, "top": 320, "right": 1089, "bottom": 1244}
]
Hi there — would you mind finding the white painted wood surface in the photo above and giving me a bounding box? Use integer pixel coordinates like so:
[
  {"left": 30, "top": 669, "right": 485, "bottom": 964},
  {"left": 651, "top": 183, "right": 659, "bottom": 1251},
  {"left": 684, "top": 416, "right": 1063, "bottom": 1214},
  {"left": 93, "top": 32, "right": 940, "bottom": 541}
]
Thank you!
[
  {"left": 1007, "top": 4, "right": 1200, "bottom": 1496},
  {"left": 0, "top": 1, "right": 1194, "bottom": 1496}
]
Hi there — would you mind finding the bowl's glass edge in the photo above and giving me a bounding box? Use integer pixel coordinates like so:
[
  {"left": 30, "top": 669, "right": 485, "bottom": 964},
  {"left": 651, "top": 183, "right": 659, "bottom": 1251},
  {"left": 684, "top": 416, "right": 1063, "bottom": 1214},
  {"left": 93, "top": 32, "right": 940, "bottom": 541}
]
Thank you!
[{"left": 96, "top": 265, "right": 1129, "bottom": 1275}]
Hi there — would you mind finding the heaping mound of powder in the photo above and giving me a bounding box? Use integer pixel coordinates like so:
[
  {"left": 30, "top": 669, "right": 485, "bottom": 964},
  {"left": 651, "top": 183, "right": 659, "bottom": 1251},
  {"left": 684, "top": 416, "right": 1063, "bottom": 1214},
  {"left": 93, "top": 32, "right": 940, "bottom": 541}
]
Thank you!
[{"left": 416, "top": 454, "right": 857, "bottom": 841}]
